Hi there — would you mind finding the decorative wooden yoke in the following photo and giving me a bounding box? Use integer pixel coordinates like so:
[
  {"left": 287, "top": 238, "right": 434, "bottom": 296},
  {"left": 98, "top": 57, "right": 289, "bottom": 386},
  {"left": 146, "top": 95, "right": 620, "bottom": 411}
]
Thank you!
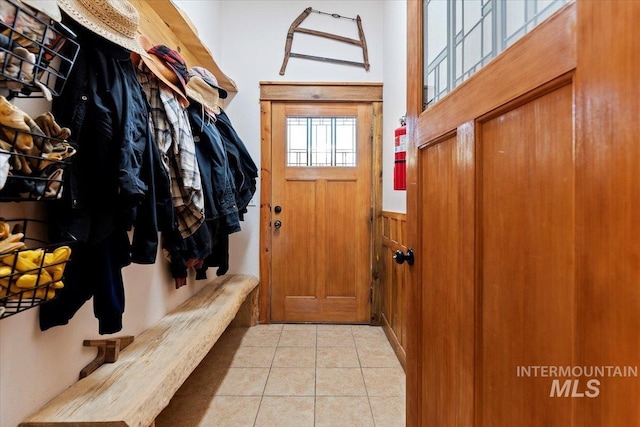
[
  {"left": 279, "top": 7, "right": 370, "bottom": 75},
  {"left": 20, "top": 274, "right": 259, "bottom": 427}
]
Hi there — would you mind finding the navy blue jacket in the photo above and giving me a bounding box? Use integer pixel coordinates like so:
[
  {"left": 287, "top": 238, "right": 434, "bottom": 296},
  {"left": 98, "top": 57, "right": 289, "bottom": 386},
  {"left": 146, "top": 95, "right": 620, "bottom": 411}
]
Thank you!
[
  {"left": 187, "top": 104, "right": 240, "bottom": 233},
  {"left": 215, "top": 109, "right": 258, "bottom": 219}
]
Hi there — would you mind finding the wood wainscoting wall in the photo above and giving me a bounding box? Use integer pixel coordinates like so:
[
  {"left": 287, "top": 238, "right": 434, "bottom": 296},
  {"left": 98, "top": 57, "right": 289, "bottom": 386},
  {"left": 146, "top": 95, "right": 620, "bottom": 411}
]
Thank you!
[{"left": 380, "top": 211, "right": 408, "bottom": 369}]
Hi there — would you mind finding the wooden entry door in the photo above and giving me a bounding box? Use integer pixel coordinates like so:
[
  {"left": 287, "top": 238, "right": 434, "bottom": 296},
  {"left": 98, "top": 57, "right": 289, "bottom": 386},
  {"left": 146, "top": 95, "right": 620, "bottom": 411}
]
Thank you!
[
  {"left": 270, "top": 102, "right": 373, "bottom": 323},
  {"left": 406, "top": 1, "right": 640, "bottom": 426}
]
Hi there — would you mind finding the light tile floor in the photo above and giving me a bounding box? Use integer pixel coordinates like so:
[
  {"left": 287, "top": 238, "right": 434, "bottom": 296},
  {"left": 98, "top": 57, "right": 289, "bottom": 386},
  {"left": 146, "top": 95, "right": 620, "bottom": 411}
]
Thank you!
[{"left": 156, "top": 324, "right": 406, "bottom": 427}]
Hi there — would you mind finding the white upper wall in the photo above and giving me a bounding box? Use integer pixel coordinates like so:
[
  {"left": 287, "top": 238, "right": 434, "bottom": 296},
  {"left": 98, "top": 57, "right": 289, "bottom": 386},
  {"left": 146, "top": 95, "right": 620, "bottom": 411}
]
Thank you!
[
  {"left": 382, "top": 0, "right": 408, "bottom": 213},
  {"left": 220, "top": 0, "right": 387, "bottom": 275},
  {"left": 172, "top": 0, "right": 223, "bottom": 60}
]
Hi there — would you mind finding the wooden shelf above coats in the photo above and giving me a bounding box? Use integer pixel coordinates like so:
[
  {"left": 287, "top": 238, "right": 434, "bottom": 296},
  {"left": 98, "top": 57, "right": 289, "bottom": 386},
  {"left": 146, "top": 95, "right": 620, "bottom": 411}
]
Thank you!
[{"left": 130, "top": 0, "right": 237, "bottom": 97}]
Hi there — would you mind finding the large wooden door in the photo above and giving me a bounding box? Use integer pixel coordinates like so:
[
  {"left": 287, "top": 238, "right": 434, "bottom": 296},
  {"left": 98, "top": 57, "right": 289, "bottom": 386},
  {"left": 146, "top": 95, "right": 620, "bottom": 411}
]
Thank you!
[
  {"left": 406, "top": 1, "right": 640, "bottom": 426},
  {"left": 270, "top": 102, "right": 372, "bottom": 323}
]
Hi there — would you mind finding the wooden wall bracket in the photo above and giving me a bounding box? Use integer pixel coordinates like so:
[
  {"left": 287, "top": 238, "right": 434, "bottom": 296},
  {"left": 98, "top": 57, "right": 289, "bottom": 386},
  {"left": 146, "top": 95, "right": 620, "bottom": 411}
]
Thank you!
[
  {"left": 279, "top": 7, "right": 370, "bottom": 75},
  {"left": 79, "top": 335, "right": 134, "bottom": 379}
]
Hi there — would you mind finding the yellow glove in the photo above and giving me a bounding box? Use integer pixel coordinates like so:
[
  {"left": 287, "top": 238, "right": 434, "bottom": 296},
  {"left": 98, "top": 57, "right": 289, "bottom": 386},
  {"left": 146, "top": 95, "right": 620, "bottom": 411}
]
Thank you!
[
  {"left": 43, "top": 246, "right": 71, "bottom": 281},
  {"left": 0, "top": 264, "right": 13, "bottom": 278},
  {"left": 15, "top": 270, "right": 53, "bottom": 289},
  {"left": 50, "top": 280, "right": 64, "bottom": 289},
  {"left": 1, "top": 249, "right": 43, "bottom": 273}
]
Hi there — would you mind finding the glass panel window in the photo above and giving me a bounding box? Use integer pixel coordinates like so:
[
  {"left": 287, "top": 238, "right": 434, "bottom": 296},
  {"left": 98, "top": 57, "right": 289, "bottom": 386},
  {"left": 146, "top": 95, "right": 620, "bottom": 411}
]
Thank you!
[
  {"left": 424, "top": 0, "right": 569, "bottom": 109},
  {"left": 286, "top": 117, "right": 357, "bottom": 167}
]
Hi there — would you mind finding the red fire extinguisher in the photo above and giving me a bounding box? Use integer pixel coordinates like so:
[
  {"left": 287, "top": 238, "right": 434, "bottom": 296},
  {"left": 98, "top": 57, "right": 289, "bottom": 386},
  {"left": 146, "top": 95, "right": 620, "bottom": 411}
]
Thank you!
[{"left": 394, "top": 116, "right": 407, "bottom": 190}]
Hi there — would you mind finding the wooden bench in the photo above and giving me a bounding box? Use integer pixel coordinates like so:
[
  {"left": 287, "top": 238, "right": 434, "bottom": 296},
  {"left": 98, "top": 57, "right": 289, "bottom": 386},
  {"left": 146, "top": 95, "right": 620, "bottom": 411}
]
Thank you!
[{"left": 20, "top": 274, "right": 259, "bottom": 427}]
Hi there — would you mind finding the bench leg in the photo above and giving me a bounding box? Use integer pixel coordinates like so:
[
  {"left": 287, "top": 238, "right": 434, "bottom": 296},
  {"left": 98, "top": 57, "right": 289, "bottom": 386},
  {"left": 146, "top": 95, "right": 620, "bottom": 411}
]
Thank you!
[
  {"left": 79, "top": 336, "right": 134, "bottom": 379},
  {"left": 229, "top": 286, "right": 259, "bottom": 327}
]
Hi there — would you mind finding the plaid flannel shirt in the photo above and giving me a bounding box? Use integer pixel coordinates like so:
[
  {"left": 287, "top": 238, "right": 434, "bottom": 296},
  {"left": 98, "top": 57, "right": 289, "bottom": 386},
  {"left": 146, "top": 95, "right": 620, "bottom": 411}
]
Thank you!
[{"left": 137, "top": 68, "right": 205, "bottom": 238}]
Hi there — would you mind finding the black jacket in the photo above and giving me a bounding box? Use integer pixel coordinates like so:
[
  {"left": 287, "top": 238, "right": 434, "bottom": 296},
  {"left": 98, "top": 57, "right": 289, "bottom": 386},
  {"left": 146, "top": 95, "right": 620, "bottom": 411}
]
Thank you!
[
  {"left": 48, "top": 22, "right": 171, "bottom": 256},
  {"left": 41, "top": 20, "right": 172, "bottom": 334}
]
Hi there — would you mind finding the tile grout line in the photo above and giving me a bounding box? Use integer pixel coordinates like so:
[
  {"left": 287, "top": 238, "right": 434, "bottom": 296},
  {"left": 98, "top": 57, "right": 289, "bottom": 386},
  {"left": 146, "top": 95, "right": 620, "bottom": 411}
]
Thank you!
[
  {"left": 314, "top": 325, "right": 318, "bottom": 426},
  {"left": 358, "top": 328, "right": 378, "bottom": 427},
  {"left": 253, "top": 325, "right": 283, "bottom": 427}
]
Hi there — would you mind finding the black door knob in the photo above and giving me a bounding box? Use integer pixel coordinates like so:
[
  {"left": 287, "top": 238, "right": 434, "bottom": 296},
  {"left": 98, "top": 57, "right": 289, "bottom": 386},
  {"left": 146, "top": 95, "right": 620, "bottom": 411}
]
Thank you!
[
  {"left": 274, "top": 220, "right": 282, "bottom": 229},
  {"left": 393, "top": 249, "right": 414, "bottom": 265},
  {"left": 274, "top": 205, "right": 282, "bottom": 213}
]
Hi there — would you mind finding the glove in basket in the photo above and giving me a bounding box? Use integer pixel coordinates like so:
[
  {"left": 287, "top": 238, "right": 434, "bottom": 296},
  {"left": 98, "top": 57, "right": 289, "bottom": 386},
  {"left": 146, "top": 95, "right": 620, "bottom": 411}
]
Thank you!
[{"left": 0, "top": 218, "right": 74, "bottom": 319}]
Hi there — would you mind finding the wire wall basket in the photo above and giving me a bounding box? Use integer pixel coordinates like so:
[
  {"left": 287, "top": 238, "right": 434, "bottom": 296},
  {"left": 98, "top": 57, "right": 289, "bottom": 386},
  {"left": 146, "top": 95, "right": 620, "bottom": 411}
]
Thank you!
[
  {"left": 0, "top": 0, "right": 79, "bottom": 98},
  {"left": 0, "top": 121, "right": 76, "bottom": 201},
  {"left": 0, "top": 218, "right": 74, "bottom": 319}
]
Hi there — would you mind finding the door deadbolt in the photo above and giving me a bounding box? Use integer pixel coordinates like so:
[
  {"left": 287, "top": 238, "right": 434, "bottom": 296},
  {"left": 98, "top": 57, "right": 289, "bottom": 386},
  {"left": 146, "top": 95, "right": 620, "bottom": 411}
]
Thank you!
[{"left": 274, "top": 205, "right": 282, "bottom": 213}]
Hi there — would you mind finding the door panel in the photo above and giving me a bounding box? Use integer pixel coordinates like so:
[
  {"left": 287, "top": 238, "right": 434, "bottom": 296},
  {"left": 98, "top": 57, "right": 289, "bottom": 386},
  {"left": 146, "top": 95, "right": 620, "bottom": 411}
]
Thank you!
[
  {"left": 408, "top": 1, "right": 640, "bottom": 425},
  {"left": 419, "top": 129, "right": 475, "bottom": 427},
  {"left": 271, "top": 103, "right": 372, "bottom": 323},
  {"left": 325, "top": 180, "right": 358, "bottom": 297},
  {"left": 479, "top": 83, "right": 575, "bottom": 426},
  {"left": 275, "top": 180, "right": 317, "bottom": 299},
  {"left": 414, "top": 48, "right": 577, "bottom": 427}
]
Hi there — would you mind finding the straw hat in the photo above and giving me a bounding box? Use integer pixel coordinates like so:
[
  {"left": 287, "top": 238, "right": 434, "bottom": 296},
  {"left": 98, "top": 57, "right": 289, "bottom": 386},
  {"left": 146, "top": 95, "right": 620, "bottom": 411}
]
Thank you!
[
  {"left": 186, "top": 76, "right": 221, "bottom": 115},
  {"left": 56, "top": 0, "right": 147, "bottom": 56},
  {"left": 132, "top": 33, "right": 190, "bottom": 107},
  {"left": 188, "top": 66, "right": 227, "bottom": 99},
  {"left": 22, "top": 0, "right": 62, "bottom": 21}
]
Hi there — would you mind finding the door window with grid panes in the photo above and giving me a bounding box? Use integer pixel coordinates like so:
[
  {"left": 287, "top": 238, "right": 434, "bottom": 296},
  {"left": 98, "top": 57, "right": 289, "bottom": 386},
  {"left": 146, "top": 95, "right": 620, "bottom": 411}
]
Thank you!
[
  {"left": 424, "top": 0, "right": 569, "bottom": 108},
  {"left": 286, "top": 117, "right": 357, "bottom": 167}
]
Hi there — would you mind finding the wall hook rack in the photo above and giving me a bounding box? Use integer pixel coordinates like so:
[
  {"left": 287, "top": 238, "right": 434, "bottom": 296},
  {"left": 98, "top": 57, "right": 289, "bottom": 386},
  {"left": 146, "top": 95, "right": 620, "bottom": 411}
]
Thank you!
[{"left": 279, "top": 7, "right": 370, "bottom": 75}]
